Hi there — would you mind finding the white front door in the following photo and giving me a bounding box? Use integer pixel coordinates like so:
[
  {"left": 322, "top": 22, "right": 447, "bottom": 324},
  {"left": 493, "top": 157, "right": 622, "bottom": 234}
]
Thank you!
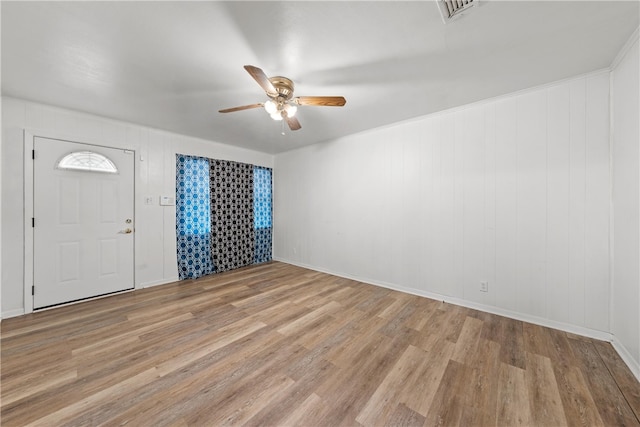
[{"left": 33, "top": 137, "right": 135, "bottom": 309}]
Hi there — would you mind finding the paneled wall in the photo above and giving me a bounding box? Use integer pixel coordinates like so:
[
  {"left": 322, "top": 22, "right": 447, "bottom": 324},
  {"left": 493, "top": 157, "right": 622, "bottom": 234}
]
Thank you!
[
  {"left": 1, "top": 97, "right": 273, "bottom": 317},
  {"left": 274, "top": 71, "right": 611, "bottom": 336},
  {"left": 611, "top": 33, "right": 640, "bottom": 378}
]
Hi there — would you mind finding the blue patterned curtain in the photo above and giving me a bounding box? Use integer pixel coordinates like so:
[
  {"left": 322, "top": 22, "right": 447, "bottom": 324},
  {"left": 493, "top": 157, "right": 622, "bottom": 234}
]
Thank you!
[
  {"left": 254, "top": 166, "right": 272, "bottom": 264},
  {"left": 176, "top": 155, "right": 273, "bottom": 280},
  {"left": 176, "top": 155, "right": 214, "bottom": 279}
]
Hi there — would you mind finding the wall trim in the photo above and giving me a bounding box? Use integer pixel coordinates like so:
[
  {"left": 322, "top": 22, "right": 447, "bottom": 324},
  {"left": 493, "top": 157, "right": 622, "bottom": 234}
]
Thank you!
[
  {"left": 2, "top": 278, "right": 179, "bottom": 320},
  {"left": 610, "top": 27, "right": 639, "bottom": 71},
  {"left": 23, "top": 130, "right": 34, "bottom": 315},
  {"left": 278, "top": 68, "right": 612, "bottom": 155},
  {"left": 608, "top": 55, "right": 616, "bottom": 359},
  {"left": 4, "top": 96, "right": 275, "bottom": 166},
  {"left": 611, "top": 335, "right": 640, "bottom": 382},
  {"left": 2, "top": 308, "right": 26, "bottom": 319},
  {"left": 140, "top": 277, "right": 180, "bottom": 289},
  {"left": 274, "top": 257, "right": 614, "bottom": 343}
]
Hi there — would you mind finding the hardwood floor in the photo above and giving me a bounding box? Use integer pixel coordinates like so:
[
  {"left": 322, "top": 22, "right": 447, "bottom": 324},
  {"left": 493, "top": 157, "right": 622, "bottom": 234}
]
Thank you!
[{"left": 2, "top": 261, "right": 639, "bottom": 426}]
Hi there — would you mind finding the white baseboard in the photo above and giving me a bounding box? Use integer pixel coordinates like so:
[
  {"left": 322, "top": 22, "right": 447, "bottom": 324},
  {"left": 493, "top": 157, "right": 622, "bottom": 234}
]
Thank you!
[
  {"left": 139, "top": 276, "right": 180, "bottom": 289},
  {"left": 274, "top": 258, "right": 640, "bottom": 377},
  {"left": 273, "top": 257, "right": 613, "bottom": 343},
  {"left": 2, "top": 277, "right": 181, "bottom": 319},
  {"left": 611, "top": 336, "right": 640, "bottom": 382},
  {"left": 2, "top": 308, "right": 26, "bottom": 319}
]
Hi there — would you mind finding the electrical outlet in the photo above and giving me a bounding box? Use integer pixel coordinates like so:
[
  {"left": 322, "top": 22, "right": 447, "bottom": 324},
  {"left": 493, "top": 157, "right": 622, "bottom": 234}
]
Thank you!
[{"left": 480, "top": 281, "right": 488, "bottom": 292}]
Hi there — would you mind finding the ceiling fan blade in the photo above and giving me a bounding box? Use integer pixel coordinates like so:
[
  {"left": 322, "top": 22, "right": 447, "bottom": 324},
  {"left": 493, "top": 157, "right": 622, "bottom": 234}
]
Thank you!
[
  {"left": 294, "top": 96, "right": 346, "bottom": 107},
  {"left": 218, "top": 103, "right": 263, "bottom": 113},
  {"left": 285, "top": 115, "right": 302, "bottom": 131},
  {"left": 244, "top": 65, "right": 277, "bottom": 96}
]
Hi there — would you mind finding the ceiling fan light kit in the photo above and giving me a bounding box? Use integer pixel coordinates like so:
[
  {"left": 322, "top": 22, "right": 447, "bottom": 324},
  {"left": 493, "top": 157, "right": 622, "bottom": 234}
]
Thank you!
[
  {"left": 219, "top": 65, "right": 346, "bottom": 132},
  {"left": 264, "top": 98, "right": 297, "bottom": 120}
]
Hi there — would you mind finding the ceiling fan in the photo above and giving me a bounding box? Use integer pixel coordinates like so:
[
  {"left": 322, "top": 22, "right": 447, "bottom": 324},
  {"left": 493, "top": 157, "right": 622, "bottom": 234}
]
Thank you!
[{"left": 219, "top": 65, "right": 346, "bottom": 131}]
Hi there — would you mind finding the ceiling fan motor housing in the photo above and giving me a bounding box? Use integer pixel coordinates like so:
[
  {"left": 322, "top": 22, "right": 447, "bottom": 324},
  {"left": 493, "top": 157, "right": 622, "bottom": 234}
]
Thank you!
[{"left": 268, "top": 76, "right": 295, "bottom": 100}]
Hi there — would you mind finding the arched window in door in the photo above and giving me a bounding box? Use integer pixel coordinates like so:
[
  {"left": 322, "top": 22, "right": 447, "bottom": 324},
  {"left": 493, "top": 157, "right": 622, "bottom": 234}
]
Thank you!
[{"left": 57, "top": 151, "right": 118, "bottom": 174}]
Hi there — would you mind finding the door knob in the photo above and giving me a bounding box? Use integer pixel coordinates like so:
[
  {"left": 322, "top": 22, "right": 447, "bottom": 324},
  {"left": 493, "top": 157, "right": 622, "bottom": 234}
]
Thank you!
[{"left": 121, "top": 228, "right": 133, "bottom": 234}]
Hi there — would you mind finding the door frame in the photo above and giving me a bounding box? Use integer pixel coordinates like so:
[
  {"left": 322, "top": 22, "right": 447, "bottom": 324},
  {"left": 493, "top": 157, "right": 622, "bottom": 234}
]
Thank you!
[{"left": 23, "top": 130, "right": 137, "bottom": 313}]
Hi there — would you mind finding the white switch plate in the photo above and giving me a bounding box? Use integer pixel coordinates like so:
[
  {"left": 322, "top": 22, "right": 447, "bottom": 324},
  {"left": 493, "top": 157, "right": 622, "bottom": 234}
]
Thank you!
[
  {"left": 144, "top": 196, "right": 154, "bottom": 205},
  {"left": 160, "top": 195, "right": 175, "bottom": 206}
]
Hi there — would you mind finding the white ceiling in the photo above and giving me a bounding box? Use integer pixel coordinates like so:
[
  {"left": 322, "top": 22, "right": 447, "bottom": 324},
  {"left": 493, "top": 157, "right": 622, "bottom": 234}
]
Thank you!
[{"left": 2, "top": 1, "right": 638, "bottom": 154}]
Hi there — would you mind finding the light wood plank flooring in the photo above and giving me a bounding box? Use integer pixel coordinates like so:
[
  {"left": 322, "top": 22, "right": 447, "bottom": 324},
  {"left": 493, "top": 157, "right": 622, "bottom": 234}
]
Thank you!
[{"left": 2, "top": 261, "right": 639, "bottom": 426}]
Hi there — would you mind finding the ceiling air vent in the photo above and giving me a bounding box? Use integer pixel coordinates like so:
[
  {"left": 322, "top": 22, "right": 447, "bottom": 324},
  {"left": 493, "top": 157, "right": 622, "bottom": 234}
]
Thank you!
[{"left": 436, "top": 0, "right": 477, "bottom": 23}]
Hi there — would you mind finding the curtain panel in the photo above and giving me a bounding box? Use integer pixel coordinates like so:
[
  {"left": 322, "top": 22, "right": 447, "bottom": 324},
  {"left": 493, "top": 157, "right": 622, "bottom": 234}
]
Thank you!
[
  {"left": 209, "top": 160, "right": 255, "bottom": 273},
  {"left": 176, "top": 155, "right": 214, "bottom": 279},
  {"left": 254, "top": 166, "right": 273, "bottom": 264},
  {"left": 176, "top": 154, "right": 272, "bottom": 280}
]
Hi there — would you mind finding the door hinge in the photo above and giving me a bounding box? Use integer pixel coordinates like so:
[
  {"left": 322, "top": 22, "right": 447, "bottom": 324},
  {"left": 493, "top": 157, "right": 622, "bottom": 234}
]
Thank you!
[
  {"left": 32, "top": 150, "right": 35, "bottom": 159},
  {"left": 32, "top": 286, "right": 35, "bottom": 296},
  {"left": 32, "top": 218, "right": 35, "bottom": 228}
]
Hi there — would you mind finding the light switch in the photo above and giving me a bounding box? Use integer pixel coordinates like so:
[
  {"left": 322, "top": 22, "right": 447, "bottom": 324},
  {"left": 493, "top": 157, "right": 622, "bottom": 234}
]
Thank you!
[
  {"left": 144, "top": 196, "right": 154, "bottom": 205},
  {"left": 160, "top": 196, "right": 175, "bottom": 206}
]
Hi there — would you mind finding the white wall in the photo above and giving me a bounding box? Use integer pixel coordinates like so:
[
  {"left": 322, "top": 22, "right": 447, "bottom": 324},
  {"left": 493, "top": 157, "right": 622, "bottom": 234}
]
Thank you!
[
  {"left": 611, "top": 32, "right": 640, "bottom": 378},
  {"left": 1, "top": 97, "right": 273, "bottom": 317},
  {"left": 0, "top": 92, "right": 3, "bottom": 319},
  {"left": 275, "top": 71, "right": 611, "bottom": 338}
]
